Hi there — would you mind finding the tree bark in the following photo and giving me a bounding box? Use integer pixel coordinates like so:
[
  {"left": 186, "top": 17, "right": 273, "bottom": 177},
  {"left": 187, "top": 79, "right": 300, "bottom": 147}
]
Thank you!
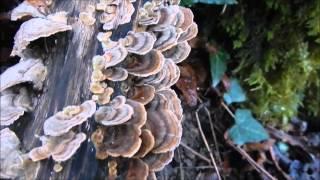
[{"left": 10, "top": 0, "right": 142, "bottom": 179}]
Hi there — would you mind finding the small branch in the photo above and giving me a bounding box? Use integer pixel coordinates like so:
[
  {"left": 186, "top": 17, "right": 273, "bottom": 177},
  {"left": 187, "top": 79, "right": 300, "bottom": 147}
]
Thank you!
[
  {"left": 180, "top": 142, "right": 211, "bottom": 164},
  {"left": 225, "top": 135, "right": 276, "bottom": 180},
  {"left": 177, "top": 148, "right": 184, "bottom": 180},
  {"left": 195, "top": 109, "right": 222, "bottom": 180},
  {"left": 203, "top": 106, "right": 223, "bottom": 167},
  {"left": 221, "top": 101, "right": 235, "bottom": 118}
]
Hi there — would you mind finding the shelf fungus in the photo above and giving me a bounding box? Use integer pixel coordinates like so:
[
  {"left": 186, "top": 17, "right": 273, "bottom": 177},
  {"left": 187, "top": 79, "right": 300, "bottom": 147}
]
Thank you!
[
  {"left": 29, "top": 131, "right": 86, "bottom": 162},
  {"left": 142, "top": 151, "right": 174, "bottom": 172},
  {"left": 11, "top": 11, "right": 72, "bottom": 57},
  {"left": 0, "top": 128, "right": 39, "bottom": 179},
  {"left": 119, "top": 31, "right": 156, "bottom": 55},
  {"left": 91, "top": 99, "right": 146, "bottom": 158},
  {"left": 126, "top": 159, "right": 149, "bottom": 180},
  {"left": 95, "top": 96, "right": 134, "bottom": 126},
  {"left": 145, "top": 93, "right": 182, "bottom": 153},
  {"left": 138, "top": 1, "right": 161, "bottom": 26},
  {"left": 163, "top": 41, "right": 191, "bottom": 64},
  {"left": 127, "top": 84, "right": 155, "bottom": 105},
  {"left": 124, "top": 50, "right": 165, "bottom": 77},
  {"left": 0, "top": 88, "right": 32, "bottom": 126},
  {"left": 43, "top": 100, "right": 96, "bottom": 136},
  {"left": 96, "top": 0, "right": 136, "bottom": 30},
  {"left": 11, "top": 0, "right": 46, "bottom": 21},
  {"left": 139, "top": 59, "right": 180, "bottom": 90},
  {"left": 0, "top": 58, "right": 47, "bottom": 92},
  {"left": 90, "top": 0, "right": 197, "bottom": 177}
]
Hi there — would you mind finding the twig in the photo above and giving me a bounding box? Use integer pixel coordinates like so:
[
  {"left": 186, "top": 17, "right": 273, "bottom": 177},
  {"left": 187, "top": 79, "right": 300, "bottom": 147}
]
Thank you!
[
  {"left": 269, "top": 147, "right": 291, "bottom": 180},
  {"left": 221, "top": 102, "right": 235, "bottom": 118},
  {"left": 180, "top": 142, "right": 211, "bottom": 164},
  {"left": 177, "top": 148, "right": 184, "bottom": 180},
  {"left": 225, "top": 136, "right": 277, "bottom": 180},
  {"left": 195, "top": 109, "right": 222, "bottom": 180},
  {"left": 181, "top": 166, "right": 216, "bottom": 169},
  {"left": 203, "top": 106, "right": 223, "bottom": 167}
]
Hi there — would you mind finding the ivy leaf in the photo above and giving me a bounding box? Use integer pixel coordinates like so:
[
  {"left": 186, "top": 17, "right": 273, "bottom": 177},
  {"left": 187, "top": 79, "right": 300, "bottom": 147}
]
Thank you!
[
  {"left": 209, "top": 51, "right": 230, "bottom": 87},
  {"left": 228, "top": 109, "right": 269, "bottom": 145},
  {"left": 223, "top": 78, "right": 246, "bottom": 104},
  {"left": 193, "top": 0, "right": 237, "bottom": 5}
]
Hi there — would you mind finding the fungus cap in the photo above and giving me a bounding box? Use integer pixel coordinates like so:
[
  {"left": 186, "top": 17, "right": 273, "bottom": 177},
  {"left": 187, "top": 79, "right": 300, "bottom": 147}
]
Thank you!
[
  {"left": 134, "top": 129, "right": 155, "bottom": 158},
  {"left": 124, "top": 50, "right": 165, "bottom": 77},
  {"left": 120, "top": 31, "right": 156, "bottom": 55},
  {"left": 0, "top": 58, "right": 47, "bottom": 92},
  {"left": 127, "top": 85, "right": 155, "bottom": 105},
  {"left": 162, "top": 41, "right": 191, "bottom": 64},
  {"left": 95, "top": 96, "right": 134, "bottom": 126},
  {"left": 11, "top": 1, "right": 45, "bottom": 21},
  {"left": 29, "top": 131, "right": 86, "bottom": 162},
  {"left": 142, "top": 151, "right": 174, "bottom": 172},
  {"left": 11, "top": 12, "right": 72, "bottom": 56},
  {"left": 0, "top": 88, "right": 32, "bottom": 126},
  {"left": 43, "top": 100, "right": 96, "bottom": 136},
  {"left": 178, "top": 22, "right": 198, "bottom": 42},
  {"left": 126, "top": 159, "right": 149, "bottom": 180}
]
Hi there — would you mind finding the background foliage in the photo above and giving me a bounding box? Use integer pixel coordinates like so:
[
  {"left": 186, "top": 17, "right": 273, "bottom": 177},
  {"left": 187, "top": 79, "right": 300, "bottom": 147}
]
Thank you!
[{"left": 185, "top": 0, "right": 320, "bottom": 126}]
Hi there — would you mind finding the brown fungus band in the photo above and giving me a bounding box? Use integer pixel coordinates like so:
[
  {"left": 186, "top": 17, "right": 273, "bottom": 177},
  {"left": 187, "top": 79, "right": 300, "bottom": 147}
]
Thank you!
[{"left": 90, "top": 0, "right": 197, "bottom": 179}]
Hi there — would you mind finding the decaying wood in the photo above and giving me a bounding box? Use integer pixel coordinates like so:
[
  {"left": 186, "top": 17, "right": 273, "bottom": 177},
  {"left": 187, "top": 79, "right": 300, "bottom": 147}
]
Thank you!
[{"left": 9, "top": 0, "right": 142, "bottom": 179}]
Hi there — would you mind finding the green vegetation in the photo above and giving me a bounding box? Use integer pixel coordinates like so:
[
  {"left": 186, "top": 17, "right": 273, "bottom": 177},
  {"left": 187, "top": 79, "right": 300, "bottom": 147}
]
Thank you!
[{"left": 189, "top": 0, "right": 320, "bottom": 126}]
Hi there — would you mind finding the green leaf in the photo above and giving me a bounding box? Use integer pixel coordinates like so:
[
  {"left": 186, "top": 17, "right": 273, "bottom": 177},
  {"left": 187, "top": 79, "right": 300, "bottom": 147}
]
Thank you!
[
  {"left": 193, "top": 0, "right": 237, "bottom": 5},
  {"left": 223, "top": 79, "right": 246, "bottom": 104},
  {"left": 228, "top": 109, "right": 269, "bottom": 145},
  {"left": 209, "top": 51, "right": 230, "bottom": 87}
]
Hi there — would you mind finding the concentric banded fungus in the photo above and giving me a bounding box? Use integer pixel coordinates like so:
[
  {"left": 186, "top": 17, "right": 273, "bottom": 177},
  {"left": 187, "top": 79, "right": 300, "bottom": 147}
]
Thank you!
[
  {"left": 43, "top": 100, "right": 96, "bottom": 136},
  {"left": 127, "top": 84, "right": 155, "bottom": 105},
  {"left": 29, "top": 131, "right": 86, "bottom": 162},
  {"left": 11, "top": 12, "right": 72, "bottom": 56},
  {"left": 11, "top": 0, "right": 46, "bottom": 21},
  {"left": 120, "top": 31, "right": 156, "bottom": 55},
  {"left": 134, "top": 129, "right": 155, "bottom": 158},
  {"left": 158, "top": 88, "right": 183, "bottom": 121},
  {"left": 145, "top": 93, "right": 182, "bottom": 153},
  {"left": 95, "top": 96, "right": 134, "bottom": 126},
  {"left": 153, "top": 26, "right": 182, "bottom": 52},
  {"left": 91, "top": 125, "right": 141, "bottom": 158},
  {"left": 99, "top": 0, "right": 136, "bottom": 30},
  {"left": 142, "top": 151, "right": 174, "bottom": 172},
  {"left": 0, "top": 58, "right": 47, "bottom": 92},
  {"left": 92, "top": 87, "right": 114, "bottom": 105},
  {"left": 0, "top": 88, "right": 32, "bottom": 126},
  {"left": 163, "top": 41, "right": 191, "bottom": 64},
  {"left": 89, "top": 0, "right": 198, "bottom": 176},
  {"left": 140, "top": 59, "right": 180, "bottom": 90},
  {"left": 152, "top": 6, "right": 181, "bottom": 30},
  {"left": 0, "top": 128, "right": 39, "bottom": 179},
  {"left": 138, "top": 1, "right": 161, "bottom": 26},
  {"left": 92, "top": 99, "right": 146, "bottom": 158},
  {"left": 124, "top": 50, "right": 165, "bottom": 77},
  {"left": 178, "top": 22, "right": 198, "bottom": 43},
  {"left": 178, "top": 7, "right": 194, "bottom": 31},
  {"left": 126, "top": 159, "right": 149, "bottom": 180},
  {"left": 103, "top": 43, "right": 128, "bottom": 68},
  {"left": 103, "top": 67, "right": 128, "bottom": 81}
]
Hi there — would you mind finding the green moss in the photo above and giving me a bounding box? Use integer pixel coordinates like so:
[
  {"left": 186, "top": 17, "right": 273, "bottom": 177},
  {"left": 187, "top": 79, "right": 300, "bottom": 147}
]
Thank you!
[{"left": 217, "top": 0, "right": 320, "bottom": 125}]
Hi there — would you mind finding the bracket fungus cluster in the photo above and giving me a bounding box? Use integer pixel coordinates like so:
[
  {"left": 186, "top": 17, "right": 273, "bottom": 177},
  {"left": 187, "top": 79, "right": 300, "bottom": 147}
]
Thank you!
[
  {"left": 29, "top": 101, "right": 96, "bottom": 163},
  {"left": 90, "top": 0, "right": 197, "bottom": 179},
  {"left": 1, "top": 0, "right": 197, "bottom": 178},
  {"left": 0, "top": 128, "right": 39, "bottom": 179}
]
